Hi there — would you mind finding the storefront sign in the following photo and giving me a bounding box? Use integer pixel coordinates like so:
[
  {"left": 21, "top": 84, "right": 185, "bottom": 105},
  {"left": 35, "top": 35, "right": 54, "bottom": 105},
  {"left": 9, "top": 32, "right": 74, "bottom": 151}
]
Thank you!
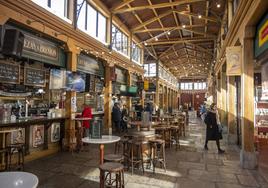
[
  {"left": 144, "top": 80, "right": 149, "bottom": 90},
  {"left": 5, "top": 24, "right": 66, "bottom": 67},
  {"left": 115, "top": 67, "right": 127, "bottom": 84},
  {"left": 23, "top": 35, "right": 58, "bottom": 59},
  {"left": 77, "top": 54, "right": 102, "bottom": 76},
  {"left": 255, "top": 13, "right": 268, "bottom": 58},
  {"left": 226, "top": 46, "right": 242, "bottom": 76}
]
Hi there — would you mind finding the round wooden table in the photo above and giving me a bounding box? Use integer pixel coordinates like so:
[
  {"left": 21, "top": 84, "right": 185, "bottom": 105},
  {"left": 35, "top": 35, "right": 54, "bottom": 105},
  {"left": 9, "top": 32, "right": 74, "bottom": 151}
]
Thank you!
[
  {"left": 82, "top": 135, "right": 120, "bottom": 164},
  {"left": 0, "top": 171, "right": 39, "bottom": 188}
]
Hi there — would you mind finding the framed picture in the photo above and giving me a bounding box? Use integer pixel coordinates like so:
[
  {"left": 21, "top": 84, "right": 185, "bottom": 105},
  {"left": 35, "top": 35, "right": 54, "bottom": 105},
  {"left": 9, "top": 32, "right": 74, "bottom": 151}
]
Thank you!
[
  {"left": 11, "top": 129, "right": 25, "bottom": 144},
  {"left": 51, "top": 123, "right": 60, "bottom": 142},
  {"left": 32, "top": 125, "right": 44, "bottom": 147}
]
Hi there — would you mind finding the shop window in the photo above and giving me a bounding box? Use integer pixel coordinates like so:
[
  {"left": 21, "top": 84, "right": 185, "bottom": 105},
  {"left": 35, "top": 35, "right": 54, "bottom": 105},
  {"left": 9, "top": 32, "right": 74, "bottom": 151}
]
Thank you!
[
  {"left": 32, "top": 0, "right": 70, "bottom": 22},
  {"left": 144, "top": 63, "right": 156, "bottom": 77},
  {"left": 132, "top": 42, "right": 141, "bottom": 64},
  {"left": 112, "top": 25, "right": 128, "bottom": 56},
  {"left": 77, "top": 2, "right": 107, "bottom": 44}
]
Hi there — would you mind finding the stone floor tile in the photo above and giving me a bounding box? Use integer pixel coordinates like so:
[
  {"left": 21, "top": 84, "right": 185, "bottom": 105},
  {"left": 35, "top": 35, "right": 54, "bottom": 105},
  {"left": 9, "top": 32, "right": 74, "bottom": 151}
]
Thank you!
[
  {"left": 175, "top": 178, "right": 216, "bottom": 188},
  {"left": 237, "top": 174, "right": 260, "bottom": 187}
]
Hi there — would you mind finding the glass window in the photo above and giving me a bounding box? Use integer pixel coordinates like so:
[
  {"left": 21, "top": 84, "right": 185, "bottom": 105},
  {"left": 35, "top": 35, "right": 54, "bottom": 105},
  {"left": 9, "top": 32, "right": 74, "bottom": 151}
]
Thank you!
[
  {"left": 132, "top": 42, "right": 141, "bottom": 63},
  {"left": 143, "top": 63, "right": 156, "bottom": 77},
  {"left": 32, "top": 0, "right": 69, "bottom": 20},
  {"left": 97, "top": 13, "right": 107, "bottom": 43},
  {"left": 87, "top": 5, "right": 97, "bottom": 37},
  {"left": 112, "top": 25, "right": 128, "bottom": 55},
  {"left": 77, "top": 0, "right": 86, "bottom": 31}
]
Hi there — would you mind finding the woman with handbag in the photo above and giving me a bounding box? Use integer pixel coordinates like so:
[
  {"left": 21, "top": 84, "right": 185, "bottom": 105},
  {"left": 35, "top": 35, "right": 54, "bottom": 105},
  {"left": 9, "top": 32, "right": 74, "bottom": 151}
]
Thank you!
[{"left": 204, "top": 103, "right": 225, "bottom": 154}]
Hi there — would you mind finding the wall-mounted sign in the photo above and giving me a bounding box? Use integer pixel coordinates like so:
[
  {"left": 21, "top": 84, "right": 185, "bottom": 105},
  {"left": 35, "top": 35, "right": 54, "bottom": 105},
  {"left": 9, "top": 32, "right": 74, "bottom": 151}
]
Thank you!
[
  {"left": 77, "top": 54, "right": 103, "bottom": 76},
  {"left": 51, "top": 123, "right": 60, "bottom": 143},
  {"left": 115, "top": 67, "right": 127, "bottom": 84},
  {"left": 5, "top": 24, "right": 66, "bottom": 67},
  {"left": 226, "top": 46, "right": 241, "bottom": 76},
  {"left": 144, "top": 80, "right": 149, "bottom": 90},
  {"left": 255, "top": 13, "right": 268, "bottom": 58}
]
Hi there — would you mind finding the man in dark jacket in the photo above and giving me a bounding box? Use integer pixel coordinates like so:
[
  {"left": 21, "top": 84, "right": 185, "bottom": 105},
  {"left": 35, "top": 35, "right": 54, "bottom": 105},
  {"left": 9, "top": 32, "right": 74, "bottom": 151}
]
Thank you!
[
  {"left": 112, "top": 103, "right": 122, "bottom": 133},
  {"left": 204, "top": 103, "right": 225, "bottom": 154}
]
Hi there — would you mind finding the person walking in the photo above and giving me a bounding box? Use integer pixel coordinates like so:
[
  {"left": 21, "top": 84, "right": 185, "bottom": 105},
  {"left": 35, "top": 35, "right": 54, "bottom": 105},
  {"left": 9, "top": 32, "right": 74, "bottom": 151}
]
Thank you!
[
  {"left": 204, "top": 103, "right": 225, "bottom": 154},
  {"left": 112, "top": 102, "right": 122, "bottom": 133}
]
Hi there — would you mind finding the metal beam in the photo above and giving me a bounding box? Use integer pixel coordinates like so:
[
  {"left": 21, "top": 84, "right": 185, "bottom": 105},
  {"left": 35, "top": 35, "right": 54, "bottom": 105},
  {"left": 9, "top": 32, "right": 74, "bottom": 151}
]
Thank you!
[{"left": 113, "top": 0, "right": 205, "bottom": 14}]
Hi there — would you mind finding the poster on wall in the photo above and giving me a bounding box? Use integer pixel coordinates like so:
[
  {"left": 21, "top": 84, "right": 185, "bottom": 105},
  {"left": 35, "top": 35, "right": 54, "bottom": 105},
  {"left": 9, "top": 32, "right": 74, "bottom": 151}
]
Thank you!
[
  {"left": 32, "top": 125, "right": 44, "bottom": 147},
  {"left": 261, "top": 63, "right": 268, "bottom": 100},
  {"left": 51, "top": 123, "right": 60, "bottom": 142},
  {"left": 226, "top": 46, "right": 242, "bottom": 76},
  {"left": 11, "top": 129, "right": 25, "bottom": 144}
]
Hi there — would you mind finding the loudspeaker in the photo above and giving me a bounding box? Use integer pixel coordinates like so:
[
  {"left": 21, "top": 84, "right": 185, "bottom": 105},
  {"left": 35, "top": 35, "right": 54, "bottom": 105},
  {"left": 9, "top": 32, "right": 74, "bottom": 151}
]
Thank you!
[{"left": 2, "top": 29, "right": 24, "bottom": 57}]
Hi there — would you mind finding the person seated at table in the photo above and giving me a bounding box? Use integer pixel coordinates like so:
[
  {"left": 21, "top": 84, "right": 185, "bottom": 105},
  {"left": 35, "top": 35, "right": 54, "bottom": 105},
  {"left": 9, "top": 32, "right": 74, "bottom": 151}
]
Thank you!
[
  {"left": 112, "top": 102, "right": 122, "bottom": 133},
  {"left": 121, "top": 104, "right": 128, "bottom": 132},
  {"left": 82, "top": 104, "right": 93, "bottom": 137}
]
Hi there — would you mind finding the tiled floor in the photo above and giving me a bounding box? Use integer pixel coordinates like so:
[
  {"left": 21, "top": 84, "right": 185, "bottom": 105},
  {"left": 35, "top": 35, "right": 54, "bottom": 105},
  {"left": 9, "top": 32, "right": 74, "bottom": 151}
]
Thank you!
[{"left": 25, "top": 117, "right": 268, "bottom": 188}]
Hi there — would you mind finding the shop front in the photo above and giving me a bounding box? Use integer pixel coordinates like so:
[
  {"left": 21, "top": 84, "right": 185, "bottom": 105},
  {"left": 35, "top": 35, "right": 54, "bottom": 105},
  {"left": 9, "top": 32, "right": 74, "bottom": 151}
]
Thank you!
[
  {"left": 76, "top": 53, "right": 105, "bottom": 118},
  {"left": 112, "top": 67, "right": 128, "bottom": 106},
  {"left": 254, "top": 12, "right": 268, "bottom": 170},
  {"left": 0, "top": 23, "right": 67, "bottom": 163}
]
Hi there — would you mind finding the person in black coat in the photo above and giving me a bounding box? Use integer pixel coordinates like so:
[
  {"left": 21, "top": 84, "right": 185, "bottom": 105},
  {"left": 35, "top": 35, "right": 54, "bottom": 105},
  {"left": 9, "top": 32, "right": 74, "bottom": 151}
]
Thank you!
[
  {"left": 121, "top": 104, "right": 128, "bottom": 132},
  {"left": 204, "top": 103, "right": 225, "bottom": 154},
  {"left": 112, "top": 103, "right": 122, "bottom": 133}
]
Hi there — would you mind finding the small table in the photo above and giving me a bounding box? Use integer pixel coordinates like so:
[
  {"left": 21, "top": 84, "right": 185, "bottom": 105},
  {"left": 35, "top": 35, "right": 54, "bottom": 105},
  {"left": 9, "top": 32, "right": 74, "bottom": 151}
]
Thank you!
[
  {"left": 0, "top": 171, "right": 39, "bottom": 188},
  {"left": 82, "top": 135, "right": 120, "bottom": 164}
]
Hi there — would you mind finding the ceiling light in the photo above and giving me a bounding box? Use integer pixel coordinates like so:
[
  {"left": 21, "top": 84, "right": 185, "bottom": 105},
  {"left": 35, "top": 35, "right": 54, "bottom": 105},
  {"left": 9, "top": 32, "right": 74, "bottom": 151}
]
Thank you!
[
  {"left": 198, "top": 14, "right": 202, "bottom": 19},
  {"left": 182, "top": 25, "right": 186, "bottom": 28},
  {"left": 155, "top": 37, "right": 158, "bottom": 41},
  {"left": 144, "top": 42, "right": 148, "bottom": 46},
  {"left": 167, "top": 31, "right": 171, "bottom": 35},
  {"left": 217, "top": 3, "right": 221, "bottom": 8}
]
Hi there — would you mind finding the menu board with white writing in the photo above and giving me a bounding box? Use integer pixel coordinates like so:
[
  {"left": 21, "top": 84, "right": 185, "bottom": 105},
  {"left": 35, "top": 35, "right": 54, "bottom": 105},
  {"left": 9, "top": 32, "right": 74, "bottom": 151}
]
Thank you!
[
  {"left": 24, "top": 67, "right": 46, "bottom": 87},
  {"left": 0, "top": 61, "right": 20, "bottom": 84}
]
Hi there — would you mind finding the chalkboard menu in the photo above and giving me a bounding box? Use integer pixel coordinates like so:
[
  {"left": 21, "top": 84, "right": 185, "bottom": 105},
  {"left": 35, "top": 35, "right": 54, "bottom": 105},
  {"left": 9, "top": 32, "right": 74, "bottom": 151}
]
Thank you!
[
  {"left": 90, "top": 119, "right": 103, "bottom": 139},
  {"left": 24, "top": 67, "right": 46, "bottom": 87},
  {"left": 0, "top": 61, "right": 20, "bottom": 84}
]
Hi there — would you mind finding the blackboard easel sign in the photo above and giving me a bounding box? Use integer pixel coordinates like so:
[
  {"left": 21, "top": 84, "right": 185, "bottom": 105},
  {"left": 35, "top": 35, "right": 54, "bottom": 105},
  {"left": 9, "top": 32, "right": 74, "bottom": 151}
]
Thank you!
[{"left": 90, "top": 119, "right": 103, "bottom": 139}]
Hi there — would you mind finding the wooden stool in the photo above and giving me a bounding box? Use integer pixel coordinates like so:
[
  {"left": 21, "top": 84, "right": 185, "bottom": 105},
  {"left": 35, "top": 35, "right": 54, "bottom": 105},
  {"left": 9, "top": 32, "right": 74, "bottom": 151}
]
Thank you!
[
  {"left": 0, "top": 148, "right": 9, "bottom": 171},
  {"left": 149, "top": 139, "right": 166, "bottom": 173},
  {"left": 8, "top": 144, "right": 25, "bottom": 171},
  {"left": 99, "top": 162, "right": 125, "bottom": 188},
  {"left": 127, "top": 140, "right": 145, "bottom": 175},
  {"left": 104, "top": 154, "right": 124, "bottom": 163},
  {"left": 170, "top": 126, "right": 180, "bottom": 150}
]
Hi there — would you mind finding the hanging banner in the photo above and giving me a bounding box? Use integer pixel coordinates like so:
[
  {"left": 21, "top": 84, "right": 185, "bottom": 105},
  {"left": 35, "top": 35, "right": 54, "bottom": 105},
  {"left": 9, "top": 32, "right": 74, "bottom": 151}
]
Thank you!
[{"left": 226, "top": 46, "right": 242, "bottom": 76}]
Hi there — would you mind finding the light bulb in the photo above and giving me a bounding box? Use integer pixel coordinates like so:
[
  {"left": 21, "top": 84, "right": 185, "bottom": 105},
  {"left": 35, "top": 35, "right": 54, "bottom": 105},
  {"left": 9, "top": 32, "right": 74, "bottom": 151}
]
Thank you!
[
  {"left": 198, "top": 14, "right": 202, "bottom": 19},
  {"left": 217, "top": 3, "right": 221, "bottom": 8},
  {"left": 155, "top": 37, "right": 158, "bottom": 41},
  {"left": 167, "top": 31, "right": 171, "bottom": 35},
  {"left": 182, "top": 25, "right": 186, "bottom": 28}
]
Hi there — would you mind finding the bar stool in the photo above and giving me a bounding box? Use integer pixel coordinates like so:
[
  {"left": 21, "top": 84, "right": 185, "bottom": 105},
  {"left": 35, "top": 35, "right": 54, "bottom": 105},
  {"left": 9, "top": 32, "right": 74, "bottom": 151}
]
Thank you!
[
  {"left": 104, "top": 154, "right": 124, "bottom": 163},
  {"left": 0, "top": 148, "right": 9, "bottom": 171},
  {"left": 7, "top": 143, "right": 25, "bottom": 171},
  {"left": 127, "top": 140, "right": 145, "bottom": 175},
  {"left": 99, "top": 162, "right": 125, "bottom": 188},
  {"left": 149, "top": 139, "right": 166, "bottom": 173}
]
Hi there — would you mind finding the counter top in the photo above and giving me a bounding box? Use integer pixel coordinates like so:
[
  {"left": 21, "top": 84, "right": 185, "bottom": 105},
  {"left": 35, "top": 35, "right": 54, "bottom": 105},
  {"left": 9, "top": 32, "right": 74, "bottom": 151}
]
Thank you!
[
  {"left": 92, "top": 111, "right": 104, "bottom": 115},
  {"left": 0, "top": 116, "right": 66, "bottom": 127}
]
